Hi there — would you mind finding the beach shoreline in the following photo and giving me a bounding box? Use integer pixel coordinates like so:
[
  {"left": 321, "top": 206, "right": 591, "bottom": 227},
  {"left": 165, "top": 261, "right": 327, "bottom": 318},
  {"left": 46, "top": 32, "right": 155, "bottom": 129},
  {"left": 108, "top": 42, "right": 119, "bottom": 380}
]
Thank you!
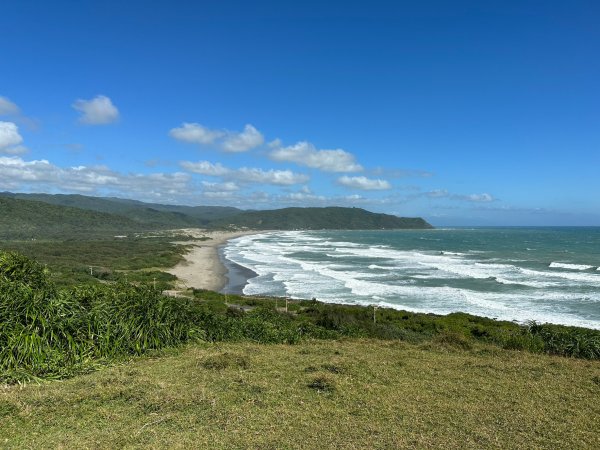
[{"left": 166, "top": 229, "right": 258, "bottom": 292}]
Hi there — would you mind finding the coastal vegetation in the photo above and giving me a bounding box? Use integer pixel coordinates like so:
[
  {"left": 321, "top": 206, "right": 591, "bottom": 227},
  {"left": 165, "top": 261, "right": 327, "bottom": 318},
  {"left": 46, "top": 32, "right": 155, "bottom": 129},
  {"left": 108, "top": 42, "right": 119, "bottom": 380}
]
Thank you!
[
  {"left": 0, "top": 196, "right": 150, "bottom": 240},
  {"left": 1, "top": 250, "right": 598, "bottom": 447},
  {"left": 209, "top": 206, "right": 433, "bottom": 230},
  {"left": 0, "top": 192, "right": 433, "bottom": 235},
  {"left": 1, "top": 250, "right": 598, "bottom": 385},
  {"left": 1, "top": 192, "right": 241, "bottom": 229},
  {"left": 2, "top": 339, "right": 598, "bottom": 448},
  {"left": 0, "top": 234, "right": 186, "bottom": 288}
]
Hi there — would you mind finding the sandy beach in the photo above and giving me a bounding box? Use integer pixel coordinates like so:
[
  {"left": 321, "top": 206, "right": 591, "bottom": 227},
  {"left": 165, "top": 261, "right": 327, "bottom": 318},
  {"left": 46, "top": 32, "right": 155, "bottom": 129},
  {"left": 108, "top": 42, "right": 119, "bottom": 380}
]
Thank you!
[{"left": 166, "top": 229, "right": 257, "bottom": 292}]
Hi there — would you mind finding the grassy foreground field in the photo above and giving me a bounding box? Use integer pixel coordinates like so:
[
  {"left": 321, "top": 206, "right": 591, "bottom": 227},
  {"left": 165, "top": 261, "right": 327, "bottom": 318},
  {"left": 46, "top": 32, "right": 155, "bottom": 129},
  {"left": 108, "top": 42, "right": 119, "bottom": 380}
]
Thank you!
[{"left": 1, "top": 339, "right": 599, "bottom": 449}]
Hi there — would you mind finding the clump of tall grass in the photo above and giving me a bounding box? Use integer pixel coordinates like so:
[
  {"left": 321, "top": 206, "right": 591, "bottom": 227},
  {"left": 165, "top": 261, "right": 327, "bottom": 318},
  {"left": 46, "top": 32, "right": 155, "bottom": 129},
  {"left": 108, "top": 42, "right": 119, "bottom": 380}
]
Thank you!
[
  {"left": 0, "top": 252, "right": 85, "bottom": 380},
  {"left": 524, "top": 321, "right": 600, "bottom": 359},
  {"left": 0, "top": 251, "right": 207, "bottom": 382}
]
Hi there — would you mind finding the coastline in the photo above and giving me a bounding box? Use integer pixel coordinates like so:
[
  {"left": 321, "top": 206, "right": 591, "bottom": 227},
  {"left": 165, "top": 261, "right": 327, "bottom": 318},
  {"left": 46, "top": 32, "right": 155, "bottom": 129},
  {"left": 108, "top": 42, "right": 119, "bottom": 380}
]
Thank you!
[
  {"left": 218, "top": 246, "right": 258, "bottom": 295},
  {"left": 166, "top": 229, "right": 258, "bottom": 292}
]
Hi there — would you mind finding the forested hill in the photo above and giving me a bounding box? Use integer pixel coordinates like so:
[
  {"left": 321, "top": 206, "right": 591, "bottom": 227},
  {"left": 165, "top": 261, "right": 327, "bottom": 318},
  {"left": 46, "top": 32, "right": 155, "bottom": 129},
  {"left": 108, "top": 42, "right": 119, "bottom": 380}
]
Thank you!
[
  {"left": 0, "top": 197, "right": 149, "bottom": 239},
  {"left": 0, "top": 192, "right": 241, "bottom": 228},
  {"left": 0, "top": 193, "right": 433, "bottom": 238},
  {"left": 210, "top": 207, "right": 433, "bottom": 230}
]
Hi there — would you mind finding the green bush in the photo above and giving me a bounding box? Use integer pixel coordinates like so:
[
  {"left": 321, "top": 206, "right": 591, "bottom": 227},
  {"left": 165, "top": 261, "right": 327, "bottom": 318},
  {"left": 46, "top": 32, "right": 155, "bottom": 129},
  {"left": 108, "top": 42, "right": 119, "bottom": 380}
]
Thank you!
[{"left": 2, "top": 250, "right": 599, "bottom": 383}]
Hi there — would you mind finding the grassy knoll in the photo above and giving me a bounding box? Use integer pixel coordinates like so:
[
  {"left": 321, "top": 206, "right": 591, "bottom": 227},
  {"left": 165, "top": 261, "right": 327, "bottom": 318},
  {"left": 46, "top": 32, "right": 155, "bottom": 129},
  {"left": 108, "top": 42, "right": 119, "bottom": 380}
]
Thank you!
[{"left": 1, "top": 339, "right": 599, "bottom": 449}]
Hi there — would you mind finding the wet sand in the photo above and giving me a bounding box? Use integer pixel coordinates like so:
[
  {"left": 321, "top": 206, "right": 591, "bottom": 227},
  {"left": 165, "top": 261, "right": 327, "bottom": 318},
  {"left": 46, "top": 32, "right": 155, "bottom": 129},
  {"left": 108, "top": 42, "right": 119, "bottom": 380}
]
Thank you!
[{"left": 166, "top": 229, "right": 257, "bottom": 291}]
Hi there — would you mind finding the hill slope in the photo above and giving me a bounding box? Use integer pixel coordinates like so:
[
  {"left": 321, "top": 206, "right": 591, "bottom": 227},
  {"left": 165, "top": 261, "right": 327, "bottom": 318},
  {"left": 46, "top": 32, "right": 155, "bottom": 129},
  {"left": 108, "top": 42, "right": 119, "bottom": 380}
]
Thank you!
[
  {"left": 0, "top": 197, "right": 149, "bottom": 239},
  {"left": 1, "top": 339, "right": 597, "bottom": 448},
  {"left": 211, "top": 206, "right": 433, "bottom": 230},
  {"left": 0, "top": 192, "right": 240, "bottom": 228},
  {"left": 0, "top": 192, "right": 433, "bottom": 234}
]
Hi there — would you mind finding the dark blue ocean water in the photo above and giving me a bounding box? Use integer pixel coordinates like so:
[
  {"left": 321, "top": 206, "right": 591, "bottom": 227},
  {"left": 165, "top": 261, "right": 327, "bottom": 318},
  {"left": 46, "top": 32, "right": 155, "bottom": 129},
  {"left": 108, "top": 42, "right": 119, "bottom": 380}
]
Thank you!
[{"left": 224, "top": 228, "right": 600, "bottom": 329}]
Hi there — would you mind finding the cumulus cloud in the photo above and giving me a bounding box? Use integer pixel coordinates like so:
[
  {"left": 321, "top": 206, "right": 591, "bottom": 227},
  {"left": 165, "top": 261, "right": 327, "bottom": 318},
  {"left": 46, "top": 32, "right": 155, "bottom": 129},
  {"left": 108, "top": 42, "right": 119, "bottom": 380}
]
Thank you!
[
  {"left": 169, "top": 123, "right": 225, "bottom": 145},
  {"left": 180, "top": 160, "right": 231, "bottom": 176},
  {"left": 0, "top": 156, "right": 191, "bottom": 201},
  {"left": 338, "top": 175, "right": 391, "bottom": 190},
  {"left": 72, "top": 95, "right": 120, "bottom": 125},
  {"left": 269, "top": 140, "right": 363, "bottom": 172},
  {"left": 202, "top": 181, "right": 239, "bottom": 192},
  {"left": 221, "top": 124, "right": 264, "bottom": 152},
  {"left": 170, "top": 122, "right": 263, "bottom": 152},
  {"left": 0, "top": 97, "right": 20, "bottom": 116},
  {"left": 180, "top": 160, "right": 309, "bottom": 186},
  {"left": 0, "top": 121, "right": 27, "bottom": 154},
  {"left": 235, "top": 167, "right": 309, "bottom": 185}
]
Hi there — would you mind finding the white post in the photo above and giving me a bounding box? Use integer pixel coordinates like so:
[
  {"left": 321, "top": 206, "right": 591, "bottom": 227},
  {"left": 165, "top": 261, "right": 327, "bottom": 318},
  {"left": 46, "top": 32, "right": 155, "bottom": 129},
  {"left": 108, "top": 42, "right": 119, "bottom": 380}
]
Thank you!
[{"left": 90, "top": 266, "right": 93, "bottom": 276}]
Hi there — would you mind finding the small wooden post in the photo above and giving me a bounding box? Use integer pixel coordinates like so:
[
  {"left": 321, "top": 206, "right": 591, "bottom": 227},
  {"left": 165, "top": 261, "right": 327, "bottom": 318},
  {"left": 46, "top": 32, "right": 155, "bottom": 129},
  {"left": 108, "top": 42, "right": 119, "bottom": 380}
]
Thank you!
[
  {"left": 153, "top": 277, "right": 156, "bottom": 289},
  {"left": 90, "top": 266, "right": 93, "bottom": 276},
  {"left": 285, "top": 298, "right": 289, "bottom": 313},
  {"left": 373, "top": 305, "right": 377, "bottom": 323}
]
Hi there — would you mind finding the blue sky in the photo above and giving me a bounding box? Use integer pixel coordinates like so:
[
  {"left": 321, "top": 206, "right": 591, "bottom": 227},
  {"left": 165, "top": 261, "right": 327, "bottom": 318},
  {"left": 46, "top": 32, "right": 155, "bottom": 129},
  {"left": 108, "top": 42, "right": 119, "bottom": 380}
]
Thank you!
[{"left": 1, "top": 1, "right": 598, "bottom": 225}]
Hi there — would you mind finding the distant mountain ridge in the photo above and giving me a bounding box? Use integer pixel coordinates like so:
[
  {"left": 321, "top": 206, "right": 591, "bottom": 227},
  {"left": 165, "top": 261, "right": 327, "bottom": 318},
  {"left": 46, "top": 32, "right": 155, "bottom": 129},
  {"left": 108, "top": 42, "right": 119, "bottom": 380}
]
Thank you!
[
  {"left": 210, "top": 206, "right": 432, "bottom": 230},
  {"left": 0, "top": 192, "right": 433, "bottom": 238}
]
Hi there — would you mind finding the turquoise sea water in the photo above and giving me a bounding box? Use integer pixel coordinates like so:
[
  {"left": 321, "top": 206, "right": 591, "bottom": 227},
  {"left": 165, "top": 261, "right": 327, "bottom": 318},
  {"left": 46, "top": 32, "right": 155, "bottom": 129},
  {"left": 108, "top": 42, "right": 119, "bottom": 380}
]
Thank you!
[{"left": 223, "top": 228, "right": 600, "bottom": 329}]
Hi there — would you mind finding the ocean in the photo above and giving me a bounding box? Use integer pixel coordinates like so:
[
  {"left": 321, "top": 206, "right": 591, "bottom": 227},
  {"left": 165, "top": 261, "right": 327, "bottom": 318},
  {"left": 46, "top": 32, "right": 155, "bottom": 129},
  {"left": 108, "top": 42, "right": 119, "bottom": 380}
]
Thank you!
[{"left": 222, "top": 228, "right": 600, "bottom": 330}]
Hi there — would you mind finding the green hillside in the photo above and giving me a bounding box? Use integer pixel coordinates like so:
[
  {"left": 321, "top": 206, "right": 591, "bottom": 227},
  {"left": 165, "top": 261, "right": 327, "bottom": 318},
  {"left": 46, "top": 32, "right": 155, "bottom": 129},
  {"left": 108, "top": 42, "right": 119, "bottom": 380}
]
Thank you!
[
  {"left": 211, "top": 206, "right": 433, "bottom": 230},
  {"left": 0, "top": 192, "right": 240, "bottom": 228},
  {"left": 0, "top": 193, "right": 433, "bottom": 234},
  {"left": 0, "top": 197, "right": 149, "bottom": 239},
  {"left": 104, "top": 197, "right": 242, "bottom": 221}
]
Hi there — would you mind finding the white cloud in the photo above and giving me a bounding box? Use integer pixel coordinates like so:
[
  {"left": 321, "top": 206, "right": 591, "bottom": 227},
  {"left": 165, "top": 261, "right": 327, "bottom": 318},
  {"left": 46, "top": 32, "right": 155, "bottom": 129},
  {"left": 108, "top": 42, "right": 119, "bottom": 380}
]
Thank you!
[
  {"left": 170, "top": 122, "right": 263, "bottom": 152},
  {"left": 0, "top": 97, "right": 20, "bottom": 116},
  {"left": 338, "top": 175, "right": 391, "bottom": 190},
  {"left": 202, "top": 181, "right": 239, "bottom": 192},
  {"left": 0, "top": 156, "right": 191, "bottom": 201},
  {"left": 0, "top": 121, "right": 26, "bottom": 154},
  {"left": 180, "top": 160, "right": 231, "bottom": 176},
  {"left": 180, "top": 160, "right": 309, "bottom": 186},
  {"left": 169, "top": 123, "right": 224, "bottom": 145},
  {"left": 269, "top": 140, "right": 363, "bottom": 172},
  {"left": 236, "top": 167, "right": 309, "bottom": 185},
  {"left": 202, "top": 191, "right": 237, "bottom": 199},
  {"left": 466, "top": 193, "right": 494, "bottom": 202},
  {"left": 72, "top": 95, "right": 120, "bottom": 125},
  {"left": 221, "top": 124, "right": 264, "bottom": 152}
]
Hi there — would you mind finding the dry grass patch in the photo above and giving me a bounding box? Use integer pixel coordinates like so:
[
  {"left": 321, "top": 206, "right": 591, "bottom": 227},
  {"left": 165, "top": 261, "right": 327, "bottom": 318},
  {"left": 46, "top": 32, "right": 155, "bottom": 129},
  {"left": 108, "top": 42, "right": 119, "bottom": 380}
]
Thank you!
[{"left": 1, "top": 339, "right": 599, "bottom": 449}]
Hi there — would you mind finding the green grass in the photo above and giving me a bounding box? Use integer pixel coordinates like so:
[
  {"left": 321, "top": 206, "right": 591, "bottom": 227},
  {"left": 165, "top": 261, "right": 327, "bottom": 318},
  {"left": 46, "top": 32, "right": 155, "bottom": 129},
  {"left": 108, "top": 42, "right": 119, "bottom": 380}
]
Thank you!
[
  {"left": 0, "top": 237, "right": 185, "bottom": 287},
  {"left": 1, "top": 339, "right": 598, "bottom": 449},
  {"left": 1, "top": 250, "right": 599, "bottom": 448},
  {"left": 2, "top": 249, "right": 599, "bottom": 384}
]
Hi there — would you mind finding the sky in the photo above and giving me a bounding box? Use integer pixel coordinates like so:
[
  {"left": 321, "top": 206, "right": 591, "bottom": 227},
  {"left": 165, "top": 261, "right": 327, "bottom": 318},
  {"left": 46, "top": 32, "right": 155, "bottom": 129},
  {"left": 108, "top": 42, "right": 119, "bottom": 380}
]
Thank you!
[{"left": 1, "top": 1, "right": 599, "bottom": 226}]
